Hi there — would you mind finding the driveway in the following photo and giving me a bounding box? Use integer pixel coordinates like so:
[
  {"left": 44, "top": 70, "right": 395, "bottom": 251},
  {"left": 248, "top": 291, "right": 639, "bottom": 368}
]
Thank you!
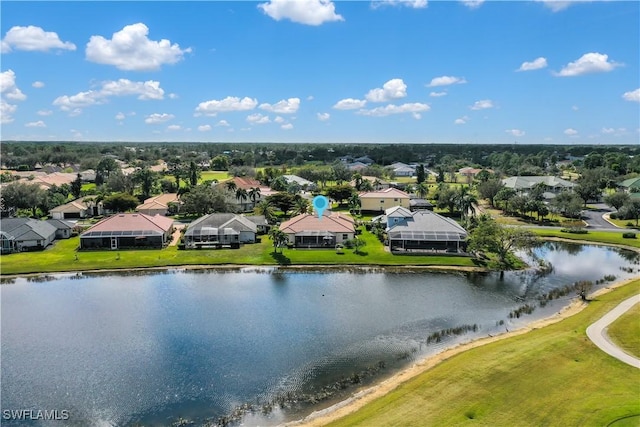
[
  {"left": 582, "top": 204, "right": 620, "bottom": 230},
  {"left": 585, "top": 294, "right": 640, "bottom": 369}
]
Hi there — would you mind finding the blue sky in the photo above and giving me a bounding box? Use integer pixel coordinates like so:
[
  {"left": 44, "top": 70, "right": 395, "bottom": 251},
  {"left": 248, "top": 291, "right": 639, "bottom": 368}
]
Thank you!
[{"left": 1, "top": 0, "right": 638, "bottom": 144}]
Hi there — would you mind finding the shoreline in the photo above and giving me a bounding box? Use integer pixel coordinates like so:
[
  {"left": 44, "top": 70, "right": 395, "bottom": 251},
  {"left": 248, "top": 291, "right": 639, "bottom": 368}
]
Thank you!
[{"left": 287, "top": 275, "right": 640, "bottom": 427}]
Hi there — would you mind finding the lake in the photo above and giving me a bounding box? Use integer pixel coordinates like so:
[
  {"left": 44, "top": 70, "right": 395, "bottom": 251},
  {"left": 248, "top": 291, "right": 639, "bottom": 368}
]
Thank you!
[{"left": 1, "top": 242, "right": 638, "bottom": 426}]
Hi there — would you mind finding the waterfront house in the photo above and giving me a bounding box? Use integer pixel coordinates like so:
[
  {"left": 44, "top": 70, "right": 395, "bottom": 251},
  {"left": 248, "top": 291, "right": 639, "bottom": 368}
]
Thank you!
[
  {"left": 358, "top": 188, "right": 410, "bottom": 212},
  {"left": 379, "top": 206, "right": 468, "bottom": 253},
  {"left": 183, "top": 213, "right": 258, "bottom": 248},
  {"left": 80, "top": 213, "right": 174, "bottom": 250},
  {"left": 45, "top": 219, "right": 75, "bottom": 239},
  {"left": 279, "top": 212, "right": 355, "bottom": 248},
  {"left": 0, "top": 218, "right": 58, "bottom": 253}
]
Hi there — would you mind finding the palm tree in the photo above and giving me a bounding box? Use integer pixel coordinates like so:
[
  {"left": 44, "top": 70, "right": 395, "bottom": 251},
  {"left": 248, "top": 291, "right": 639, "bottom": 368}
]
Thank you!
[
  {"left": 348, "top": 193, "right": 361, "bottom": 216},
  {"left": 255, "top": 200, "right": 276, "bottom": 224},
  {"left": 292, "top": 197, "right": 310, "bottom": 215},
  {"left": 268, "top": 228, "right": 289, "bottom": 253},
  {"left": 225, "top": 180, "right": 237, "bottom": 193},
  {"left": 456, "top": 186, "right": 478, "bottom": 219},
  {"left": 415, "top": 182, "right": 429, "bottom": 199},
  {"left": 248, "top": 187, "right": 261, "bottom": 204},
  {"left": 235, "top": 188, "right": 248, "bottom": 210}
]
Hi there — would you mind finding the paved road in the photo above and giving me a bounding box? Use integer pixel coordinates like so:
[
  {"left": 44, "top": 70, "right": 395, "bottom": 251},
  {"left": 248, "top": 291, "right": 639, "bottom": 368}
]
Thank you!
[
  {"left": 586, "top": 294, "right": 640, "bottom": 369},
  {"left": 582, "top": 204, "right": 620, "bottom": 230}
]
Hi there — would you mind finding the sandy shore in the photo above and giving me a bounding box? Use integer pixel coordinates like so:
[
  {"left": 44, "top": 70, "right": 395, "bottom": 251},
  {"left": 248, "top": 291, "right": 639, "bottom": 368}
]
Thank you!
[{"left": 288, "top": 275, "right": 640, "bottom": 427}]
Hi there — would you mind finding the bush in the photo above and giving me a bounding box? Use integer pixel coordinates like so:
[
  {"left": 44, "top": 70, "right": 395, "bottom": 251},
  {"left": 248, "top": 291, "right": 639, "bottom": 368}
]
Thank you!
[
  {"left": 622, "top": 232, "right": 637, "bottom": 239},
  {"left": 560, "top": 227, "right": 588, "bottom": 234}
]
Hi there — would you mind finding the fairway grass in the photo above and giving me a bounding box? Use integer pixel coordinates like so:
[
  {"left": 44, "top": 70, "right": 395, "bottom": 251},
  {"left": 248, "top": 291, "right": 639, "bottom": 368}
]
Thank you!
[
  {"left": 0, "top": 230, "right": 479, "bottom": 276},
  {"left": 315, "top": 280, "right": 640, "bottom": 427},
  {"left": 530, "top": 228, "right": 640, "bottom": 249},
  {"left": 607, "top": 302, "right": 640, "bottom": 359}
]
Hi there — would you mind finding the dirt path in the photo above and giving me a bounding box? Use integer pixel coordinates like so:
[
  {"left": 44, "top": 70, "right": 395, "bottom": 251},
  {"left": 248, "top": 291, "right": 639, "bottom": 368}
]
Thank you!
[{"left": 586, "top": 294, "right": 640, "bottom": 369}]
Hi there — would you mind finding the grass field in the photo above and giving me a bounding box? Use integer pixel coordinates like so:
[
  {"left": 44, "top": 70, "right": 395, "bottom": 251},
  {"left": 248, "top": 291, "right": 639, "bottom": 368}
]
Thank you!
[
  {"left": 0, "top": 229, "right": 479, "bottom": 276},
  {"left": 529, "top": 228, "right": 640, "bottom": 249},
  {"left": 607, "top": 302, "right": 640, "bottom": 359},
  {"left": 326, "top": 279, "right": 640, "bottom": 427}
]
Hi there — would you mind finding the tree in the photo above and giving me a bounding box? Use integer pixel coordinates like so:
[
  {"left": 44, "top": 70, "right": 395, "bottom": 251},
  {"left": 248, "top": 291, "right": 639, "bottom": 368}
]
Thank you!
[
  {"left": 326, "top": 184, "right": 355, "bottom": 207},
  {"left": 71, "top": 173, "right": 82, "bottom": 199},
  {"left": 102, "top": 192, "right": 139, "bottom": 213},
  {"left": 435, "top": 185, "right": 458, "bottom": 215},
  {"left": 266, "top": 192, "right": 297, "bottom": 216},
  {"left": 211, "top": 155, "right": 230, "bottom": 171},
  {"left": 331, "top": 162, "right": 352, "bottom": 184},
  {"left": 106, "top": 169, "right": 134, "bottom": 194},
  {"left": 133, "top": 167, "right": 157, "bottom": 199},
  {"left": 456, "top": 186, "right": 477, "bottom": 219},
  {"left": 181, "top": 185, "right": 228, "bottom": 216},
  {"left": 254, "top": 200, "right": 276, "bottom": 224},
  {"left": 270, "top": 176, "right": 288, "bottom": 192},
  {"left": 188, "top": 161, "right": 201, "bottom": 187},
  {"left": 416, "top": 164, "right": 426, "bottom": 184},
  {"left": 604, "top": 191, "right": 630, "bottom": 211},
  {"left": 225, "top": 180, "right": 237, "bottom": 193},
  {"left": 415, "top": 182, "right": 429, "bottom": 199},
  {"left": 469, "top": 216, "right": 538, "bottom": 266},
  {"left": 235, "top": 188, "right": 248, "bottom": 206},
  {"left": 348, "top": 193, "right": 361, "bottom": 215},
  {"left": 477, "top": 179, "right": 504, "bottom": 207},
  {"left": 268, "top": 228, "right": 288, "bottom": 253},
  {"left": 292, "top": 197, "right": 310, "bottom": 215},
  {"left": 494, "top": 187, "right": 517, "bottom": 213},
  {"left": 618, "top": 199, "right": 640, "bottom": 226},
  {"left": 352, "top": 236, "right": 366, "bottom": 254},
  {"left": 551, "top": 191, "right": 583, "bottom": 219},
  {"left": 95, "top": 157, "right": 119, "bottom": 186},
  {"left": 436, "top": 168, "right": 445, "bottom": 183},
  {"left": 248, "top": 187, "right": 261, "bottom": 204}
]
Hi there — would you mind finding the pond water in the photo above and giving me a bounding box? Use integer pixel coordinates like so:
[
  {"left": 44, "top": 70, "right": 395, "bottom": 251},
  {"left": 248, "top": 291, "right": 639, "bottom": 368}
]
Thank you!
[{"left": 1, "top": 242, "right": 638, "bottom": 426}]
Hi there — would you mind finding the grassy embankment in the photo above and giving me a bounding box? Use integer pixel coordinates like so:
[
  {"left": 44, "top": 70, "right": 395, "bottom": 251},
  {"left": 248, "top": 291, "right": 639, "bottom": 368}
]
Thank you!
[
  {"left": 326, "top": 279, "right": 640, "bottom": 427},
  {"left": 0, "top": 229, "right": 479, "bottom": 276},
  {"left": 607, "top": 302, "right": 640, "bottom": 359},
  {"left": 529, "top": 228, "right": 640, "bottom": 249}
]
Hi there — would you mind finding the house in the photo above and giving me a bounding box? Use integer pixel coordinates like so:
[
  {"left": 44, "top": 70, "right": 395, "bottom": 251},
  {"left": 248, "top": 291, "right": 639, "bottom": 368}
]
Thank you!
[
  {"left": 345, "top": 161, "right": 368, "bottom": 172},
  {"left": 380, "top": 206, "right": 468, "bottom": 253},
  {"left": 618, "top": 177, "right": 640, "bottom": 193},
  {"left": 350, "top": 176, "right": 390, "bottom": 190},
  {"left": 354, "top": 156, "right": 375, "bottom": 165},
  {"left": 458, "top": 167, "right": 487, "bottom": 183},
  {"left": 215, "top": 176, "right": 271, "bottom": 211},
  {"left": 502, "top": 176, "right": 575, "bottom": 199},
  {"left": 245, "top": 215, "right": 270, "bottom": 234},
  {"left": 0, "top": 218, "right": 58, "bottom": 253},
  {"left": 409, "top": 198, "right": 434, "bottom": 211},
  {"left": 359, "top": 188, "right": 411, "bottom": 212},
  {"left": 50, "top": 196, "right": 103, "bottom": 220},
  {"left": 80, "top": 213, "right": 174, "bottom": 250},
  {"left": 30, "top": 172, "right": 78, "bottom": 190},
  {"left": 282, "top": 175, "right": 317, "bottom": 191},
  {"left": 389, "top": 162, "right": 416, "bottom": 177},
  {"left": 279, "top": 212, "right": 355, "bottom": 248},
  {"left": 45, "top": 219, "right": 75, "bottom": 239},
  {"left": 183, "top": 213, "right": 258, "bottom": 248},
  {"left": 136, "top": 193, "right": 179, "bottom": 216}
]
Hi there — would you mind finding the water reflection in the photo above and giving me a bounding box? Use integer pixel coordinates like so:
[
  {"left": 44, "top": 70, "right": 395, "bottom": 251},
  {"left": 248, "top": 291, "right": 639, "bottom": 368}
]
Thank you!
[{"left": 1, "top": 243, "right": 638, "bottom": 426}]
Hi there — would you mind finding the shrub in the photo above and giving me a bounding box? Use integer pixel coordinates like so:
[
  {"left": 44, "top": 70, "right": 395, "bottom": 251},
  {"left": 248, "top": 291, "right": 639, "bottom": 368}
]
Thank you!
[
  {"left": 622, "top": 232, "right": 637, "bottom": 239},
  {"left": 560, "top": 227, "right": 588, "bottom": 234}
]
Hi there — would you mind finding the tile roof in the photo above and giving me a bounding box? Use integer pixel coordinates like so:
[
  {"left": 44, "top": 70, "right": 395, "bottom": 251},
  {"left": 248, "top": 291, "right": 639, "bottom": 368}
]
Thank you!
[
  {"left": 136, "top": 193, "right": 179, "bottom": 210},
  {"left": 279, "top": 212, "right": 355, "bottom": 234},
  {"left": 232, "top": 176, "right": 262, "bottom": 189},
  {"left": 83, "top": 213, "right": 173, "bottom": 234},
  {"left": 359, "top": 188, "right": 410, "bottom": 199}
]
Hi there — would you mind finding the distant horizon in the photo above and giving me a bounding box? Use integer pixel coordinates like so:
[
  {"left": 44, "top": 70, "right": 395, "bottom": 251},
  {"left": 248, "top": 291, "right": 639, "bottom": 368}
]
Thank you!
[{"left": 1, "top": 1, "right": 638, "bottom": 144}]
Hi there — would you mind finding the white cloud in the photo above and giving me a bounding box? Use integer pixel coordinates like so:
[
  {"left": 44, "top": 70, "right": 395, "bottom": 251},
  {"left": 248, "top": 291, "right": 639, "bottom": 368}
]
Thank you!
[
  {"left": 198, "top": 125, "right": 212, "bottom": 132},
  {"left": 517, "top": 57, "right": 548, "bottom": 72},
  {"left": 53, "top": 90, "right": 102, "bottom": 111},
  {"left": 505, "top": 129, "right": 525, "bottom": 137},
  {"left": 429, "top": 91, "right": 447, "bottom": 97},
  {"left": 564, "top": 128, "right": 578, "bottom": 136},
  {"left": 37, "top": 109, "right": 53, "bottom": 116},
  {"left": 460, "top": 0, "right": 484, "bottom": 9},
  {"left": 470, "top": 99, "right": 493, "bottom": 110},
  {"left": 427, "top": 75, "right": 467, "bottom": 87},
  {"left": 1, "top": 70, "right": 27, "bottom": 101},
  {"left": 25, "top": 120, "right": 46, "bottom": 128},
  {"left": 601, "top": 127, "right": 615, "bottom": 134},
  {"left": 333, "top": 98, "right": 367, "bottom": 110},
  {"left": 622, "top": 88, "right": 640, "bottom": 103},
  {"left": 216, "top": 120, "right": 230, "bottom": 127},
  {"left": 246, "top": 113, "right": 271, "bottom": 124},
  {"left": 167, "top": 124, "right": 181, "bottom": 131},
  {"left": 274, "top": 116, "right": 285, "bottom": 123},
  {"left": 365, "top": 78, "right": 407, "bottom": 103},
  {"left": 86, "top": 23, "right": 191, "bottom": 71},
  {"left": 555, "top": 52, "right": 621, "bottom": 77},
  {"left": 195, "top": 96, "right": 258, "bottom": 116},
  {"left": 317, "top": 112, "right": 330, "bottom": 121},
  {"left": 536, "top": 0, "right": 591, "bottom": 12},
  {"left": 411, "top": 112, "right": 422, "bottom": 120},
  {"left": 307, "top": 95, "right": 314, "bottom": 101},
  {"left": 281, "top": 123, "right": 294, "bottom": 130},
  {"left": 454, "top": 116, "right": 469, "bottom": 125},
  {"left": 100, "top": 79, "right": 165, "bottom": 100},
  {"left": 1, "top": 25, "right": 76, "bottom": 53},
  {"left": 373, "top": 0, "right": 428, "bottom": 8},
  {"left": 258, "top": 0, "right": 344, "bottom": 26},
  {"left": 168, "top": 93, "right": 179, "bottom": 99},
  {"left": 68, "top": 108, "right": 83, "bottom": 117},
  {"left": 572, "top": 105, "right": 579, "bottom": 111},
  {"left": 115, "top": 112, "right": 126, "bottom": 120},
  {"left": 259, "top": 97, "right": 300, "bottom": 113},
  {"left": 357, "top": 102, "right": 430, "bottom": 117},
  {"left": 144, "top": 113, "right": 174, "bottom": 124},
  {"left": 32, "top": 81, "right": 45, "bottom": 88},
  {"left": 0, "top": 100, "right": 17, "bottom": 124}
]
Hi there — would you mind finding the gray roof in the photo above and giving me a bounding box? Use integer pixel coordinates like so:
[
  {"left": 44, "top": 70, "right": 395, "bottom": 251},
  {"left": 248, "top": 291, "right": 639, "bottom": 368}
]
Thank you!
[
  {"left": 46, "top": 219, "right": 74, "bottom": 230},
  {"left": 245, "top": 215, "right": 268, "bottom": 226},
  {"left": 409, "top": 198, "right": 434, "bottom": 207},
  {"left": 386, "top": 210, "right": 467, "bottom": 241},
  {"left": 0, "top": 218, "right": 57, "bottom": 242},
  {"left": 185, "top": 213, "right": 257, "bottom": 237},
  {"left": 502, "top": 176, "right": 575, "bottom": 190}
]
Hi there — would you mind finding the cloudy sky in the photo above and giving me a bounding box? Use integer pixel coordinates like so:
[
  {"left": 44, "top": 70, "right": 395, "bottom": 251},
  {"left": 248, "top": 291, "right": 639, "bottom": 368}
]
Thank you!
[{"left": 1, "top": 0, "right": 638, "bottom": 144}]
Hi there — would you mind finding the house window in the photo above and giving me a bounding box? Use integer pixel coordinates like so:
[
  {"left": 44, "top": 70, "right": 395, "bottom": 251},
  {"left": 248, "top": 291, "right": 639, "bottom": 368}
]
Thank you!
[
  {"left": 394, "top": 198, "right": 398, "bottom": 201},
  {"left": 342, "top": 234, "right": 348, "bottom": 240},
  {"left": 380, "top": 200, "right": 384, "bottom": 203}
]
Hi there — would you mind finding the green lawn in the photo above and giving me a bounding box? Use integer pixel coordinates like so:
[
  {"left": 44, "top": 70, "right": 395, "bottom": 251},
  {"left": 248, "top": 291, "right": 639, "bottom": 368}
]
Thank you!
[
  {"left": 327, "top": 280, "right": 640, "bottom": 427},
  {"left": 200, "top": 170, "right": 231, "bottom": 183},
  {"left": 0, "top": 230, "right": 479, "bottom": 276},
  {"left": 529, "top": 228, "right": 640, "bottom": 248},
  {"left": 607, "top": 302, "right": 640, "bottom": 359}
]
